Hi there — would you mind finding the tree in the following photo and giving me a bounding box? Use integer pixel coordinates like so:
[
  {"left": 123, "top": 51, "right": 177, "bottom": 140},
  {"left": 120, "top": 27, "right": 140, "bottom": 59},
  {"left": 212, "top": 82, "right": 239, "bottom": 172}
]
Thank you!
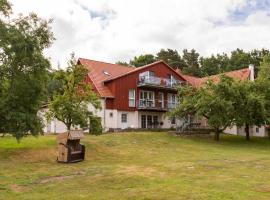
[
  {"left": 200, "top": 53, "right": 230, "bottom": 76},
  {"left": 156, "top": 48, "right": 184, "bottom": 69},
  {"left": 0, "top": 0, "right": 54, "bottom": 140},
  {"left": 46, "top": 55, "right": 100, "bottom": 131},
  {"left": 227, "top": 49, "right": 252, "bottom": 71},
  {"left": 233, "top": 81, "right": 267, "bottom": 140},
  {"left": 129, "top": 54, "right": 156, "bottom": 67},
  {"left": 115, "top": 61, "right": 130, "bottom": 66},
  {"left": 171, "top": 75, "right": 237, "bottom": 141},
  {"left": 181, "top": 49, "right": 201, "bottom": 76}
]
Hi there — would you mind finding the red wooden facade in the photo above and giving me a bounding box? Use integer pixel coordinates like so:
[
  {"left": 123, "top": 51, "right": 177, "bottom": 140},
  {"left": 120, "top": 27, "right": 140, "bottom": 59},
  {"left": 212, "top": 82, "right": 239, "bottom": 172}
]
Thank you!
[{"left": 104, "top": 62, "right": 186, "bottom": 111}]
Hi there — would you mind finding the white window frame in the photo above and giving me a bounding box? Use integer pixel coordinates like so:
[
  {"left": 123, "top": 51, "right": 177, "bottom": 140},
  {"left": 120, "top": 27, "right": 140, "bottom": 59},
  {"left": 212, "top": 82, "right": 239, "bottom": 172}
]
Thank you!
[
  {"left": 121, "top": 113, "right": 127, "bottom": 123},
  {"left": 168, "top": 93, "right": 177, "bottom": 109},
  {"left": 158, "top": 92, "right": 164, "bottom": 108},
  {"left": 128, "top": 89, "right": 135, "bottom": 107},
  {"left": 139, "top": 90, "right": 155, "bottom": 108}
]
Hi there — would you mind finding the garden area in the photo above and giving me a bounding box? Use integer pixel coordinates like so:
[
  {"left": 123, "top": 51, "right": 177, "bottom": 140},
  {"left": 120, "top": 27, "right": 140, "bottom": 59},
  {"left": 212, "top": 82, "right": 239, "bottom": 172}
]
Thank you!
[{"left": 1, "top": 132, "right": 270, "bottom": 200}]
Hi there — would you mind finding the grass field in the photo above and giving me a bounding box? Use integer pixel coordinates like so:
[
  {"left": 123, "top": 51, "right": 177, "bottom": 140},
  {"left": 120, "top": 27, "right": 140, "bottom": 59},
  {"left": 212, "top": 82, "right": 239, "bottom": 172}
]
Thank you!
[{"left": 1, "top": 132, "right": 270, "bottom": 200}]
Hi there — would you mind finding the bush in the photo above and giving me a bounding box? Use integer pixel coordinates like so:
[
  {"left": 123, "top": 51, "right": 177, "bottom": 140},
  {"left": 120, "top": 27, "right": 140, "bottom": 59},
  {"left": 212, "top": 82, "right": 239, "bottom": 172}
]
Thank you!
[{"left": 89, "top": 116, "right": 102, "bottom": 135}]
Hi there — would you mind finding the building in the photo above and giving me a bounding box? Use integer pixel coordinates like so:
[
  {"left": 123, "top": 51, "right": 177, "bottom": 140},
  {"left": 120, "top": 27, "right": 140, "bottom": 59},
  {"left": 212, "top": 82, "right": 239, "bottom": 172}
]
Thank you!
[
  {"left": 177, "top": 64, "right": 268, "bottom": 137},
  {"left": 43, "top": 58, "right": 187, "bottom": 133},
  {"left": 43, "top": 58, "right": 268, "bottom": 137}
]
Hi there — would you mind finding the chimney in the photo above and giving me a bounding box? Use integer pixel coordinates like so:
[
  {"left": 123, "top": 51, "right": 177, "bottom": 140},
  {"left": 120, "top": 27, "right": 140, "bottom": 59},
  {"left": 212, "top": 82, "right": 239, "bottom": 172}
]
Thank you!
[{"left": 249, "top": 64, "right": 255, "bottom": 81}]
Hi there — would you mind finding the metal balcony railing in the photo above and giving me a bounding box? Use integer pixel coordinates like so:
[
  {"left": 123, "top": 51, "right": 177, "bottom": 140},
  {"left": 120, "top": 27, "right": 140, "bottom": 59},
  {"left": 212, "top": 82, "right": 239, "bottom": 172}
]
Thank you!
[
  {"left": 138, "top": 76, "right": 181, "bottom": 89},
  {"left": 137, "top": 99, "right": 177, "bottom": 110}
]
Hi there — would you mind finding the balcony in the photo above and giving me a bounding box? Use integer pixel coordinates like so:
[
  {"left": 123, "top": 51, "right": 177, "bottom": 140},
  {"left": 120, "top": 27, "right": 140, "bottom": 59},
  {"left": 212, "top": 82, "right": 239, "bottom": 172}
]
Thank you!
[
  {"left": 137, "top": 76, "right": 182, "bottom": 90},
  {"left": 137, "top": 99, "right": 177, "bottom": 111}
]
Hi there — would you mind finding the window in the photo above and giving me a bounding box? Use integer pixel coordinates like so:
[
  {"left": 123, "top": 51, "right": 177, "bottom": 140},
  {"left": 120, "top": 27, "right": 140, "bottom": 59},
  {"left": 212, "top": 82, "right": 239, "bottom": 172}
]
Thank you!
[
  {"left": 121, "top": 113, "right": 127, "bottom": 123},
  {"left": 141, "top": 115, "right": 146, "bottom": 128},
  {"left": 128, "top": 89, "right": 135, "bottom": 107},
  {"left": 139, "top": 90, "right": 155, "bottom": 108},
  {"left": 256, "top": 127, "right": 259, "bottom": 133},
  {"left": 109, "top": 112, "right": 113, "bottom": 117},
  {"left": 167, "top": 74, "right": 177, "bottom": 86},
  {"left": 147, "top": 115, "right": 153, "bottom": 128},
  {"left": 171, "top": 117, "right": 176, "bottom": 125},
  {"left": 158, "top": 92, "right": 164, "bottom": 108},
  {"left": 168, "top": 93, "right": 177, "bottom": 109}
]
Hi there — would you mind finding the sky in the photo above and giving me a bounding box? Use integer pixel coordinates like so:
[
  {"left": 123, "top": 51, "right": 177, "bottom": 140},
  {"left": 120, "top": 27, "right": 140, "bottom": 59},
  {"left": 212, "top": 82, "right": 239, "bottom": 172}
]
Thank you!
[{"left": 9, "top": 0, "right": 270, "bottom": 68}]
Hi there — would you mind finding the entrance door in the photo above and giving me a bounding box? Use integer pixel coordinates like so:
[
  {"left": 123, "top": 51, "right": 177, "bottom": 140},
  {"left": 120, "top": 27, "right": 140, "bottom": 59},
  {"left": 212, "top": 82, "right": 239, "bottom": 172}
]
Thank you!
[
  {"left": 147, "top": 115, "right": 152, "bottom": 128},
  {"left": 121, "top": 113, "right": 128, "bottom": 129},
  {"left": 141, "top": 115, "right": 146, "bottom": 128},
  {"left": 153, "top": 116, "right": 158, "bottom": 128}
]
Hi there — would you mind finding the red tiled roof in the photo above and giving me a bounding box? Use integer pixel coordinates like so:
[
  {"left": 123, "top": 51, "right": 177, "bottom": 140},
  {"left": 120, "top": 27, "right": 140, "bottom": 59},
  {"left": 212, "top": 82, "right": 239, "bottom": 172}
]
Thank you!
[
  {"left": 104, "top": 60, "right": 187, "bottom": 83},
  {"left": 176, "top": 68, "right": 250, "bottom": 88},
  {"left": 78, "top": 58, "right": 135, "bottom": 98}
]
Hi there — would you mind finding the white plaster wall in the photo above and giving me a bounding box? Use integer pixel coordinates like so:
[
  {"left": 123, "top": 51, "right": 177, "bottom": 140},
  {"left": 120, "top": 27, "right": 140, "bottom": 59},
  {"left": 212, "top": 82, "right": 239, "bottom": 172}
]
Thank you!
[
  {"left": 224, "top": 126, "right": 238, "bottom": 135},
  {"left": 251, "top": 126, "right": 267, "bottom": 137},
  {"left": 117, "top": 111, "right": 139, "bottom": 129},
  {"left": 224, "top": 125, "right": 267, "bottom": 137},
  {"left": 105, "top": 109, "right": 118, "bottom": 130}
]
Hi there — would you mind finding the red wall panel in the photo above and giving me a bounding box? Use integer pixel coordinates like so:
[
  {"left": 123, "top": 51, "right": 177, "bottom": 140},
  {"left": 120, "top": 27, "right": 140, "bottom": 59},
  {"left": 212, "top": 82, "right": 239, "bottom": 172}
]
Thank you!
[{"left": 104, "top": 62, "right": 185, "bottom": 111}]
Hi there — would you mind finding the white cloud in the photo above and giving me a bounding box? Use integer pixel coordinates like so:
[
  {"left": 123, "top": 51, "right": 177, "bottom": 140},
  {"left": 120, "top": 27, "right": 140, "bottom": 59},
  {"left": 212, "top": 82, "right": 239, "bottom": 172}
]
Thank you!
[{"left": 9, "top": 0, "right": 270, "bottom": 68}]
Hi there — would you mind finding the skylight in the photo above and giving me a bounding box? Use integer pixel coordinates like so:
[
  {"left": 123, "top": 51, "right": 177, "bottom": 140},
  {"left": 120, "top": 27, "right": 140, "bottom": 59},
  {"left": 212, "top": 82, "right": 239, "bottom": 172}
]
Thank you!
[{"left": 103, "top": 70, "right": 110, "bottom": 76}]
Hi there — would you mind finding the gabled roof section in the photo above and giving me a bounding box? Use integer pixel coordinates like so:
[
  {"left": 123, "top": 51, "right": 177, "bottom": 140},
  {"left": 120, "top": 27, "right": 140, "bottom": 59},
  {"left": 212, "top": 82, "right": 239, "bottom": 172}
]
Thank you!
[
  {"left": 176, "top": 68, "right": 250, "bottom": 88},
  {"left": 78, "top": 58, "right": 135, "bottom": 98},
  {"left": 104, "top": 60, "right": 187, "bottom": 83}
]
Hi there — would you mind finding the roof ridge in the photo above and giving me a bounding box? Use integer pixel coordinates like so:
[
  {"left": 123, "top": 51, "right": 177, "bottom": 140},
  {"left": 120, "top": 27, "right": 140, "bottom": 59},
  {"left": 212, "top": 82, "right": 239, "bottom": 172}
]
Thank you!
[
  {"left": 78, "top": 57, "right": 135, "bottom": 69},
  {"left": 201, "top": 67, "right": 249, "bottom": 79}
]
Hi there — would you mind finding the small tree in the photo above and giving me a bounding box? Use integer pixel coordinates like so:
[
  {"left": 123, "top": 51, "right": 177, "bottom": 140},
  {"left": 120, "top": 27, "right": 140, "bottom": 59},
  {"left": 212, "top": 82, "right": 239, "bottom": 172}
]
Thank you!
[
  {"left": 47, "top": 54, "right": 100, "bottom": 131},
  {"left": 172, "top": 76, "right": 237, "bottom": 141}
]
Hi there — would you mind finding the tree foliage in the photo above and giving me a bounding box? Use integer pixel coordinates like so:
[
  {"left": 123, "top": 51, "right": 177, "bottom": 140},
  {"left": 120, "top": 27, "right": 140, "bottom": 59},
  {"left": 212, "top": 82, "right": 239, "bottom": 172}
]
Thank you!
[
  {"left": 156, "top": 48, "right": 184, "bottom": 69},
  {"left": 129, "top": 54, "right": 156, "bottom": 67},
  {"left": 172, "top": 76, "right": 238, "bottom": 141},
  {"left": 0, "top": 0, "right": 54, "bottom": 140},
  {"left": 46, "top": 54, "right": 100, "bottom": 131},
  {"left": 232, "top": 81, "right": 267, "bottom": 140}
]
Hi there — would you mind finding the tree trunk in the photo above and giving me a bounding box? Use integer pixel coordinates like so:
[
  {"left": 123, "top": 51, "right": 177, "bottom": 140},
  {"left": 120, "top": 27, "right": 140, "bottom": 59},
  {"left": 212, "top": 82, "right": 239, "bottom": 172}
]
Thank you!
[
  {"left": 214, "top": 129, "right": 220, "bottom": 141},
  {"left": 245, "top": 123, "right": 250, "bottom": 141},
  {"left": 67, "top": 123, "right": 71, "bottom": 131}
]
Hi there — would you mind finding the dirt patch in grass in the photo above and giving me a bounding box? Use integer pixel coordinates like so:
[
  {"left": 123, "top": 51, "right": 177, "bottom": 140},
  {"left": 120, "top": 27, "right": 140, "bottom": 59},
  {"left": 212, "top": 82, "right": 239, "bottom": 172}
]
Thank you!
[
  {"left": 116, "top": 165, "right": 157, "bottom": 177},
  {"left": 37, "top": 171, "right": 86, "bottom": 184},
  {"left": 10, "top": 184, "right": 28, "bottom": 193}
]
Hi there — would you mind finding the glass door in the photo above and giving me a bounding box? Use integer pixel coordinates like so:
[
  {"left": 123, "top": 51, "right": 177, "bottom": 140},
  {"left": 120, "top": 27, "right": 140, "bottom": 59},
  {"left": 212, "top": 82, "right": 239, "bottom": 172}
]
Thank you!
[{"left": 141, "top": 115, "right": 146, "bottom": 128}]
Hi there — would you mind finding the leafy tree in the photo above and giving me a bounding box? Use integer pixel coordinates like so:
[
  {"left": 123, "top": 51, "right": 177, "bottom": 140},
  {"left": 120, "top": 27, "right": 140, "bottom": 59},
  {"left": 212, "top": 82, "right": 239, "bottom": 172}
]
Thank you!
[
  {"left": 171, "top": 76, "right": 237, "bottom": 141},
  {"left": 156, "top": 48, "right": 184, "bottom": 69},
  {"left": 227, "top": 49, "right": 252, "bottom": 71},
  {"left": 233, "top": 81, "right": 267, "bottom": 140},
  {"left": 181, "top": 49, "right": 201, "bottom": 76},
  {"left": 115, "top": 61, "right": 130, "bottom": 66},
  {"left": 129, "top": 54, "right": 156, "bottom": 67},
  {"left": 46, "top": 55, "right": 100, "bottom": 131},
  {"left": 0, "top": 0, "right": 54, "bottom": 140},
  {"left": 200, "top": 53, "right": 230, "bottom": 76}
]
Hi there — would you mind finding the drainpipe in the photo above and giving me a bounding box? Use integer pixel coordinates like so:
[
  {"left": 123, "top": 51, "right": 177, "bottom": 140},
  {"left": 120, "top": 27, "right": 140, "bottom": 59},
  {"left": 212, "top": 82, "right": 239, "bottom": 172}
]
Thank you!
[
  {"left": 103, "top": 97, "right": 107, "bottom": 131},
  {"left": 249, "top": 64, "right": 255, "bottom": 81}
]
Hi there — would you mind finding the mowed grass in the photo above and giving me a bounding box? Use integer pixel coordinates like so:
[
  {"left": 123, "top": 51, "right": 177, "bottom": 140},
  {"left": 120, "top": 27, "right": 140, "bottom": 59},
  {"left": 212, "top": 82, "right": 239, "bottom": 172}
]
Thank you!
[{"left": 1, "top": 132, "right": 270, "bottom": 200}]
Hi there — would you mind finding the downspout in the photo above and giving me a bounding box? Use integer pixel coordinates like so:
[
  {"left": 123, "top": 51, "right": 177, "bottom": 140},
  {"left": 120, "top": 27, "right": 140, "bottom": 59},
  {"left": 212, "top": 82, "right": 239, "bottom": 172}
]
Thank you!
[{"left": 103, "top": 97, "right": 107, "bottom": 132}]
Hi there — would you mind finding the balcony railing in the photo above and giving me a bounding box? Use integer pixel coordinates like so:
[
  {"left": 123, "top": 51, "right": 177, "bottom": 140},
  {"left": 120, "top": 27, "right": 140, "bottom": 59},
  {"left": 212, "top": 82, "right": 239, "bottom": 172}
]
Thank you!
[
  {"left": 137, "top": 99, "right": 177, "bottom": 111},
  {"left": 138, "top": 76, "right": 182, "bottom": 89}
]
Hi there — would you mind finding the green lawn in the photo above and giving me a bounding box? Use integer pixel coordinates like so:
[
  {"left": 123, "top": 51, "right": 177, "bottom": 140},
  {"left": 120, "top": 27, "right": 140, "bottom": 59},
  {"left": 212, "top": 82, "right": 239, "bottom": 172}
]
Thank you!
[{"left": 1, "top": 132, "right": 270, "bottom": 200}]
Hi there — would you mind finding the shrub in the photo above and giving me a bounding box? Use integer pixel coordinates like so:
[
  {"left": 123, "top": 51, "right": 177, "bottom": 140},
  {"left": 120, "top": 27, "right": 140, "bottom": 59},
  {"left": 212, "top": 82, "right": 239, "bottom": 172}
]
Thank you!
[{"left": 89, "top": 116, "right": 102, "bottom": 135}]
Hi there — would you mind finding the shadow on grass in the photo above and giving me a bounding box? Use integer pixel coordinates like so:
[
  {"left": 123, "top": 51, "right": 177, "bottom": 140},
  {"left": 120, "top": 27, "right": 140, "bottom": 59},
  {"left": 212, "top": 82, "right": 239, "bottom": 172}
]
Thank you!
[{"left": 174, "top": 133, "right": 270, "bottom": 150}]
